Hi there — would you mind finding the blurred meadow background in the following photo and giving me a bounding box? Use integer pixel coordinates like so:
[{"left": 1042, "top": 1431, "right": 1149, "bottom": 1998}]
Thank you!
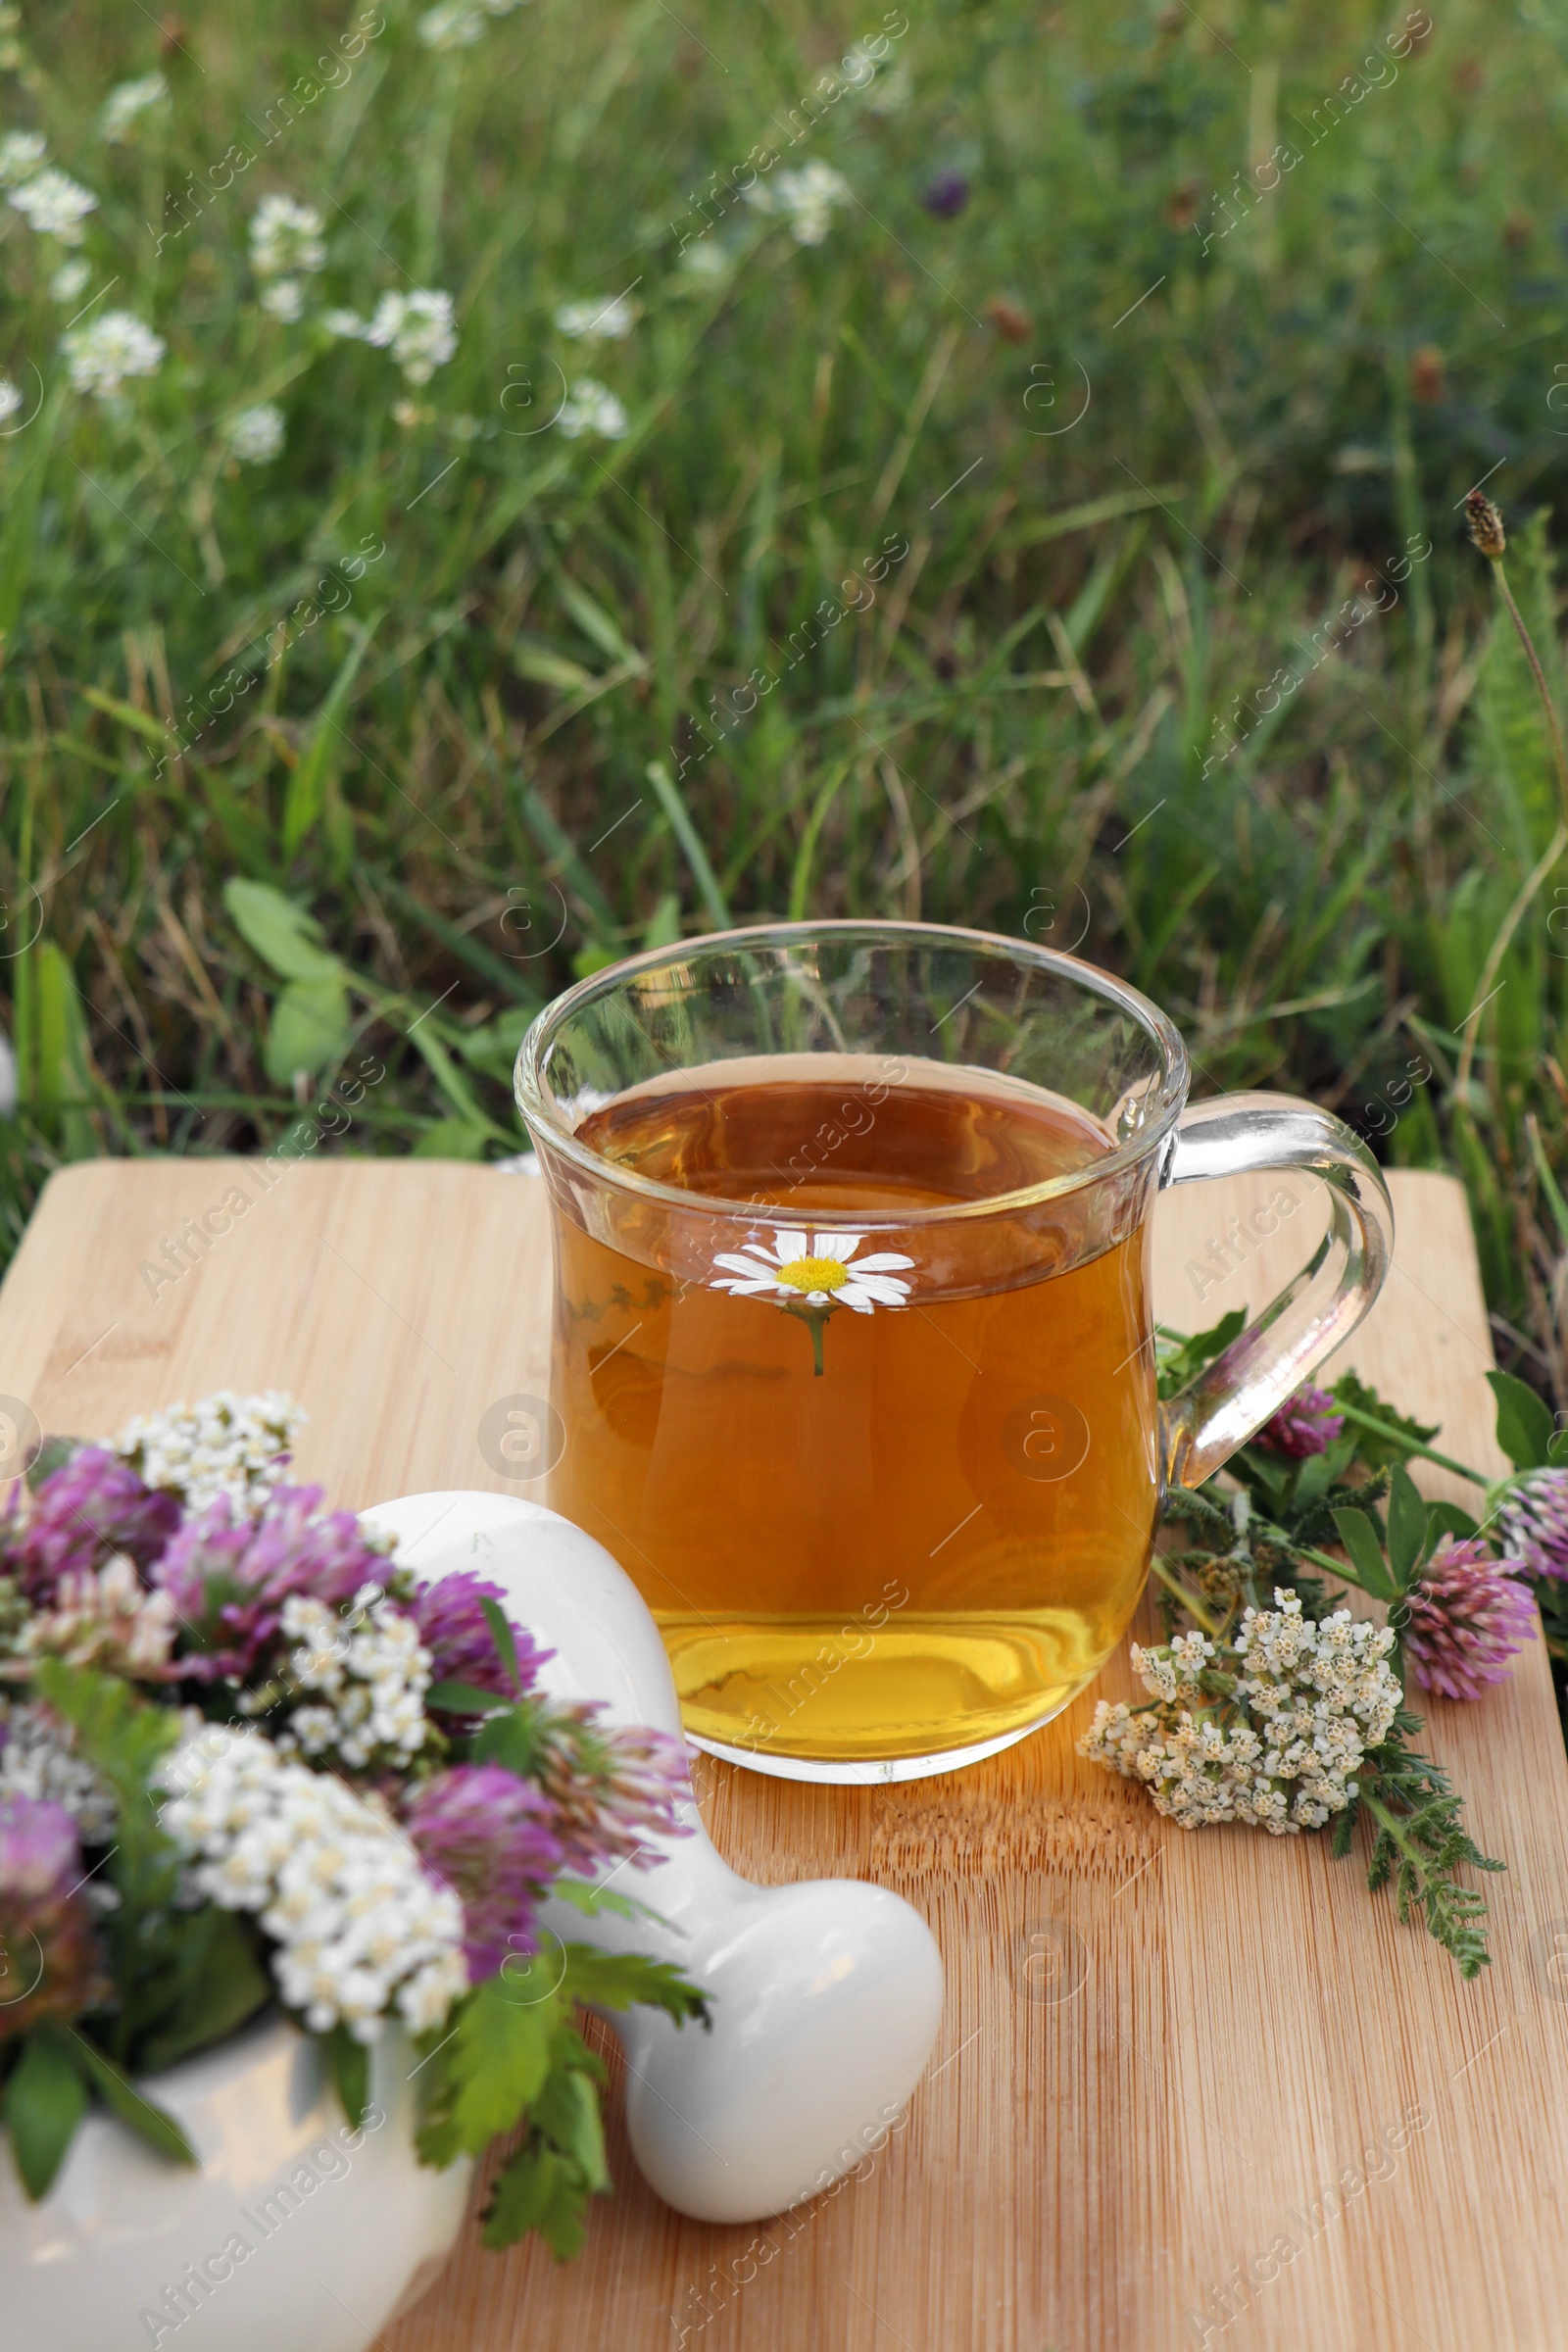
[{"left": 1, "top": 0, "right": 1567, "bottom": 1407}]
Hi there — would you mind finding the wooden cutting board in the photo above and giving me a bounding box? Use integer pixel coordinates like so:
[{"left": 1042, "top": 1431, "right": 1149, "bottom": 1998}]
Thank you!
[{"left": 2, "top": 1154, "right": 1564, "bottom": 2352}]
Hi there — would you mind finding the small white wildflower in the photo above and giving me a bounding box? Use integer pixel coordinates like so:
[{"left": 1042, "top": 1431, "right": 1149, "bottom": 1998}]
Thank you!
[
  {"left": 226, "top": 402, "right": 285, "bottom": 465},
  {"left": 364, "top": 288, "right": 457, "bottom": 384},
  {"left": 113, "top": 1390, "right": 306, "bottom": 1514},
  {"left": 0, "top": 376, "right": 22, "bottom": 423},
  {"left": 0, "top": 1701, "right": 118, "bottom": 1840},
  {"left": 249, "top": 192, "right": 325, "bottom": 278},
  {"left": 0, "top": 129, "right": 45, "bottom": 185},
  {"left": 418, "top": 0, "right": 486, "bottom": 45},
  {"left": 554, "top": 293, "right": 638, "bottom": 341},
  {"left": 260, "top": 277, "right": 305, "bottom": 322},
  {"left": 678, "top": 238, "right": 732, "bottom": 284},
  {"left": 446, "top": 413, "right": 484, "bottom": 440},
  {"left": 321, "top": 307, "right": 368, "bottom": 340},
  {"left": 745, "top": 161, "right": 851, "bottom": 247},
  {"left": 556, "top": 377, "right": 627, "bottom": 440},
  {"left": 274, "top": 1584, "right": 432, "bottom": 1771},
  {"left": 48, "top": 257, "right": 89, "bottom": 303},
  {"left": 99, "top": 71, "right": 169, "bottom": 143},
  {"left": 158, "top": 1725, "right": 467, "bottom": 2041},
  {"left": 61, "top": 308, "right": 165, "bottom": 399},
  {"left": 10, "top": 167, "right": 98, "bottom": 244},
  {"left": 864, "top": 58, "right": 912, "bottom": 115}
]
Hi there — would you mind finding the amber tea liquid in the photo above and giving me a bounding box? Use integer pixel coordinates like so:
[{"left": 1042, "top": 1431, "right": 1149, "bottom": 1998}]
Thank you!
[{"left": 547, "top": 1058, "right": 1158, "bottom": 1766}]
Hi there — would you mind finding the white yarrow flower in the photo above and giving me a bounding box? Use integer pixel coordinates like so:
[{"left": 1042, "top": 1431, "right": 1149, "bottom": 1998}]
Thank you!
[
  {"left": 10, "top": 167, "right": 98, "bottom": 244},
  {"left": 275, "top": 1584, "right": 432, "bottom": 1771},
  {"left": 61, "top": 308, "right": 165, "bottom": 399},
  {"left": 321, "top": 307, "right": 369, "bottom": 340},
  {"left": 556, "top": 377, "right": 627, "bottom": 440},
  {"left": 225, "top": 402, "right": 286, "bottom": 465},
  {"left": 710, "top": 1227, "right": 914, "bottom": 1313},
  {"left": 745, "top": 161, "right": 851, "bottom": 247},
  {"left": 48, "top": 257, "right": 89, "bottom": 303},
  {"left": 260, "top": 277, "right": 305, "bottom": 322},
  {"left": 0, "top": 376, "right": 23, "bottom": 423},
  {"left": 249, "top": 192, "right": 326, "bottom": 278},
  {"left": 99, "top": 71, "right": 170, "bottom": 143},
  {"left": 364, "top": 288, "right": 457, "bottom": 384},
  {"left": 418, "top": 0, "right": 526, "bottom": 42},
  {"left": 0, "top": 129, "right": 46, "bottom": 185},
  {"left": 678, "top": 238, "right": 732, "bottom": 284},
  {"left": 113, "top": 1390, "right": 306, "bottom": 1513},
  {"left": 0, "top": 1700, "right": 118, "bottom": 1840},
  {"left": 158, "top": 1725, "right": 468, "bottom": 2041},
  {"left": 554, "top": 293, "right": 638, "bottom": 341}
]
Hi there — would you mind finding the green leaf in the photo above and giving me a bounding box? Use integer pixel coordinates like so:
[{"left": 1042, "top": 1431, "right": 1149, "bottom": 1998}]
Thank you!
[
  {"left": 135, "top": 1910, "right": 271, "bottom": 2075},
  {"left": 1426, "top": 1500, "right": 1479, "bottom": 1545},
  {"left": 325, "top": 2024, "right": 370, "bottom": 2132},
  {"left": 1487, "top": 1369, "right": 1556, "bottom": 1472},
  {"left": 530, "top": 2047, "right": 610, "bottom": 2194},
  {"left": 283, "top": 621, "right": 380, "bottom": 857},
  {"left": 264, "top": 976, "right": 355, "bottom": 1087},
  {"left": 425, "top": 1679, "right": 510, "bottom": 1716},
  {"left": 442, "top": 1977, "right": 561, "bottom": 2156},
  {"left": 560, "top": 1945, "right": 710, "bottom": 2029},
  {"left": 1385, "top": 1468, "right": 1430, "bottom": 1587},
  {"left": 549, "top": 1876, "right": 644, "bottom": 1922},
  {"left": 1154, "top": 1311, "right": 1246, "bottom": 1401},
  {"left": 480, "top": 1596, "right": 522, "bottom": 1693},
  {"left": 222, "top": 877, "right": 347, "bottom": 984},
  {"left": 412, "top": 1118, "right": 491, "bottom": 1160},
  {"left": 5, "top": 2031, "right": 88, "bottom": 2200},
  {"left": 1330, "top": 1371, "right": 1440, "bottom": 1469},
  {"left": 481, "top": 2135, "right": 591, "bottom": 2258},
  {"left": 1331, "top": 1506, "right": 1397, "bottom": 1602},
  {"left": 66, "top": 2034, "right": 197, "bottom": 2169}
]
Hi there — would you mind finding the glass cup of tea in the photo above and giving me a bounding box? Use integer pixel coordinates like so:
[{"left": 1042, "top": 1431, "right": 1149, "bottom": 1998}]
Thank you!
[{"left": 514, "top": 921, "right": 1393, "bottom": 1785}]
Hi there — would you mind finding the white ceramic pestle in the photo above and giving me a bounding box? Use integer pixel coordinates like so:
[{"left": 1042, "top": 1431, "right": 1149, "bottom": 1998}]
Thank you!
[{"left": 359, "top": 1491, "right": 945, "bottom": 2227}]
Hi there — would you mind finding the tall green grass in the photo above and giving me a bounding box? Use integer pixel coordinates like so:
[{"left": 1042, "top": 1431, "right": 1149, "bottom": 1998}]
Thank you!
[{"left": 2, "top": 0, "right": 1567, "bottom": 1396}]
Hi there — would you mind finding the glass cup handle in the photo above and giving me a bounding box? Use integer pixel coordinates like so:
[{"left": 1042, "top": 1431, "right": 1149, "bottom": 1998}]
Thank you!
[{"left": 1157, "top": 1092, "right": 1396, "bottom": 1489}]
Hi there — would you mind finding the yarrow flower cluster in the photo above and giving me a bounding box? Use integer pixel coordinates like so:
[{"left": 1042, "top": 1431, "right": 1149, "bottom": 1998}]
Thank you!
[
  {"left": 0, "top": 1701, "right": 117, "bottom": 1841},
  {"left": 61, "top": 310, "right": 165, "bottom": 400},
  {"left": 555, "top": 293, "right": 638, "bottom": 341},
  {"left": 225, "top": 402, "right": 285, "bottom": 465},
  {"left": 99, "top": 72, "right": 169, "bottom": 143},
  {"left": 0, "top": 377, "right": 23, "bottom": 424},
  {"left": 0, "top": 129, "right": 46, "bottom": 186},
  {"left": 276, "top": 1584, "right": 431, "bottom": 1768},
  {"left": 1081, "top": 1595, "right": 1400, "bottom": 1834},
  {"left": 744, "top": 161, "right": 852, "bottom": 246},
  {"left": 158, "top": 1726, "right": 468, "bottom": 2040},
  {"left": 113, "top": 1390, "right": 305, "bottom": 1515},
  {"left": 10, "top": 167, "right": 98, "bottom": 244},
  {"left": 249, "top": 193, "right": 325, "bottom": 326}
]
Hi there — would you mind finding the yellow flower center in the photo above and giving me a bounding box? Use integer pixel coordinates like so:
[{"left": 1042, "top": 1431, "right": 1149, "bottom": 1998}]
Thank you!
[{"left": 775, "top": 1255, "right": 848, "bottom": 1295}]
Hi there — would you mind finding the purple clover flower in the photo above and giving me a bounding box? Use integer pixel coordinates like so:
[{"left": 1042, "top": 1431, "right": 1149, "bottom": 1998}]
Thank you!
[
  {"left": 153, "top": 1485, "right": 388, "bottom": 1682},
  {"left": 1494, "top": 1468, "right": 1568, "bottom": 1582},
  {"left": 921, "top": 171, "right": 970, "bottom": 219},
  {"left": 409, "top": 1573, "right": 549, "bottom": 1704},
  {"left": 7, "top": 1447, "right": 181, "bottom": 1602},
  {"left": 0, "top": 1795, "right": 107, "bottom": 2039},
  {"left": 1401, "top": 1536, "right": 1538, "bottom": 1702},
  {"left": 1256, "top": 1385, "right": 1346, "bottom": 1459},
  {"left": 405, "top": 1764, "right": 564, "bottom": 1979},
  {"left": 534, "top": 1708, "right": 693, "bottom": 1880}
]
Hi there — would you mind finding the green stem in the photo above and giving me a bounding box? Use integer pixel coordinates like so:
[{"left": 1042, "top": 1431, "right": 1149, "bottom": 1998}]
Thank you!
[
  {"left": 1149, "top": 1550, "right": 1226, "bottom": 1640},
  {"left": 1493, "top": 560, "right": 1568, "bottom": 830},
  {"left": 1332, "top": 1401, "right": 1488, "bottom": 1488},
  {"left": 809, "top": 1314, "right": 824, "bottom": 1377}
]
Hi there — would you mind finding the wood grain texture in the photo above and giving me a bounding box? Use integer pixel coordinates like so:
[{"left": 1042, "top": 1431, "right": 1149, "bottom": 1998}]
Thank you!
[{"left": 2, "top": 1155, "right": 1564, "bottom": 2352}]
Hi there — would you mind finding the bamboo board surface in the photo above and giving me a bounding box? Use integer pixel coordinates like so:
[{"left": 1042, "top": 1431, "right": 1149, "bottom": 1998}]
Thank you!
[{"left": 1, "top": 1154, "right": 1564, "bottom": 2352}]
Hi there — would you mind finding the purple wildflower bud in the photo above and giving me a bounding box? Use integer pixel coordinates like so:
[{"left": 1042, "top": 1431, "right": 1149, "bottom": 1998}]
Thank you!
[
  {"left": 1256, "top": 1385, "right": 1346, "bottom": 1459},
  {"left": 0, "top": 1795, "right": 107, "bottom": 2040},
  {"left": 921, "top": 171, "right": 970, "bottom": 219},
  {"left": 1493, "top": 1467, "right": 1568, "bottom": 1582},
  {"left": 8, "top": 1447, "right": 181, "bottom": 1601},
  {"left": 533, "top": 1707, "right": 693, "bottom": 1879},
  {"left": 154, "top": 1485, "right": 389, "bottom": 1681},
  {"left": 408, "top": 1573, "right": 550, "bottom": 1703},
  {"left": 405, "top": 1764, "right": 564, "bottom": 1980},
  {"left": 1400, "top": 1536, "right": 1538, "bottom": 1702}
]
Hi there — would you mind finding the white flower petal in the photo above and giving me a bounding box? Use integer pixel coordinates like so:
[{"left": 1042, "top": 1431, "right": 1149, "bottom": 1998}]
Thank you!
[
  {"left": 768, "top": 1229, "right": 809, "bottom": 1264},
  {"left": 835, "top": 1288, "right": 877, "bottom": 1312},
  {"left": 713, "top": 1250, "right": 769, "bottom": 1279},
  {"left": 814, "top": 1231, "right": 861, "bottom": 1261},
  {"left": 711, "top": 1276, "right": 783, "bottom": 1298},
  {"left": 842, "top": 1274, "right": 910, "bottom": 1305},
  {"left": 852, "top": 1251, "right": 915, "bottom": 1272}
]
